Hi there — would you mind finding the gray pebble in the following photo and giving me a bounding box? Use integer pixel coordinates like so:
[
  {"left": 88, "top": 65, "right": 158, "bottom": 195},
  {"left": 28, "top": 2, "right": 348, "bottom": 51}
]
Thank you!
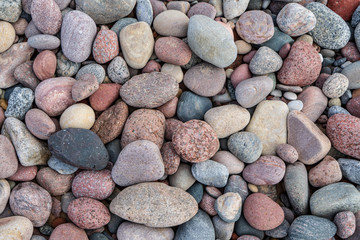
[
  {"left": 61, "top": 192, "right": 75, "bottom": 213},
  {"left": 136, "top": 0, "right": 153, "bottom": 26},
  {"left": 265, "top": 220, "right": 289, "bottom": 238},
  {"left": 111, "top": 18, "right": 138, "bottom": 36},
  {"left": 56, "top": 51, "right": 81, "bottom": 77},
  {"left": 327, "top": 106, "right": 350, "bottom": 118},
  {"left": 288, "top": 100, "right": 303, "bottom": 111},
  {"left": 227, "top": 132, "right": 262, "bottom": 164},
  {"left": 234, "top": 216, "right": 264, "bottom": 239},
  {"left": 48, "top": 156, "right": 79, "bottom": 175},
  {"left": 249, "top": 46, "right": 283, "bottom": 75},
  {"left": 284, "top": 91, "right": 297, "bottom": 100},
  {"left": 320, "top": 49, "right": 335, "bottom": 58},
  {"left": 191, "top": 160, "right": 229, "bottom": 188},
  {"left": 5, "top": 87, "right": 34, "bottom": 120},
  {"left": 107, "top": 56, "right": 130, "bottom": 84},
  {"left": 333, "top": 57, "right": 347, "bottom": 67},
  {"left": 31, "top": 236, "right": 47, "bottom": 240},
  {"left": 28, "top": 34, "right": 61, "bottom": 50},
  {"left": 352, "top": 5, "right": 360, "bottom": 28},
  {"left": 186, "top": 182, "right": 204, "bottom": 204},
  {"left": 338, "top": 158, "right": 360, "bottom": 185},
  {"left": 106, "top": 139, "right": 122, "bottom": 164},
  {"left": 76, "top": 63, "right": 105, "bottom": 83},
  {"left": 340, "top": 89, "right": 352, "bottom": 104},
  {"left": 108, "top": 213, "right": 125, "bottom": 233},
  {"left": 212, "top": 215, "right": 235, "bottom": 240},
  {"left": 224, "top": 175, "right": 248, "bottom": 203}
]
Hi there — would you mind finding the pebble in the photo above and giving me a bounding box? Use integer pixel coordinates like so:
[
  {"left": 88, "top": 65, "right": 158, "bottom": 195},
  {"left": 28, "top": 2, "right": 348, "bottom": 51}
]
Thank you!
[
  {"left": 322, "top": 73, "right": 349, "bottom": 98},
  {"left": 246, "top": 100, "right": 288, "bottom": 155},
  {"left": 107, "top": 56, "right": 130, "bottom": 84},
  {"left": 288, "top": 100, "right": 303, "bottom": 111},
  {"left": 215, "top": 192, "right": 242, "bottom": 222},
  {"left": 328, "top": 97, "right": 341, "bottom": 107},
  {"left": 5, "top": 87, "right": 34, "bottom": 120},
  {"left": 60, "top": 103, "right": 95, "bottom": 129},
  {"left": 352, "top": 5, "right": 360, "bottom": 27},
  {"left": 157, "top": 97, "right": 178, "bottom": 118},
  {"left": 213, "top": 215, "right": 235, "bottom": 240},
  {"left": 36, "top": 167, "right": 73, "bottom": 196},
  {"left": 228, "top": 132, "right": 262, "bottom": 164},
  {"left": 110, "top": 182, "right": 198, "bottom": 227},
  {"left": 169, "top": 163, "right": 196, "bottom": 190},
  {"left": 30, "top": 0, "right": 62, "bottom": 35},
  {"left": 249, "top": 46, "right": 283, "bottom": 75},
  {"left": 0, "top": 0, "right": 22, "bottom": 22},
  {"left": 306, "top": 2, "right": 350, "bottom": 49},
  {"left": 235, "top": 76, "right": 273, "bottom": 108},
  {"left": 161, "top": 63, "right": 183, "bottom": 83},
  {"left": 188, "top": 2, "right": 216, "bottom": 19},
  {"left": 89, "top": 83, "right": 120, "bottom": 111},
  {"left": 0, "top": 180, "right": 10, "bottom": 214},
  {"left": 259, "top": 27, "right": 294, "bottom": 52},
  {"left": 230, "top": 64, "right": 252, "bottom": 88},
  {"left": 212, "top": 151, "right": 244, "bottom": 175},
  {"left": 338, "top": 158, "right": 360, "bottom": 185},
  {"left": 310, "top": 182, "right": 360, "bottom": 218},
  {"left": 150, "top": 0, "right": 166, "bottom": 18},
  {"left": 225, "top": 175, "right": 249, "bottom": 204},
  {"left": 334, "top": 211, "right": 356, "bottom": 238},
  {"left": 177, "top": 91, "right": 213, "bottom": 121},
  {"left": 76, "top": 64, "right": 105, "bottom": 84},
  {"left": 235, "top": 40, "right": 252, "bottom": 55},
  {"left": 9, "top": 182, "right": 52, "bottom": 227},
  {"left": 328, "top": 0, "right": 360, "bottom": 21},
  {"left": 0, "top": 216, "right": 33, "bottom": 240},
  {"left": 49, "top": 223, "right": 88, "bottom": 240},
  {"left": 187, "top": 182, "right": 203, "bottom": 204},
  {"left": 121, "top": 109, "right": 165, "bottom": 149},
  {"left": 276, "top": 84, "right": 302, "bottom": 93},
  {"left": 56, "top": 51, "right": 81, "bottom": 77},
  {"left": 276, "top": 144, "right": 298, "bottom": 163},
  {"left": 326, "top": 114, "right": 360, "bottom": 159},
  {"left": 341, "top": 42, "right": 360, "bottom": 62},
  {"left": 175, "top": 209, "right": 215, "bottom": 240},
  {"left": 92, "top": 26, "right": 119, "bottom": 64},
  {"left": 136, "top": 0, "right": 153, "bottom": 26},
  {"left": 28, "top": 34, "right": 60, "bottom": 50},
  {"left": 328, "top": 105, "right": 350, "bottom": 118},
  {"left": 117, "top": 222, "right": 173, "bottom": 240},
  {"left": 297, "top": 86, "right": 327, "bottom": 122},
  {"left": 161, "top": 142, "right": 180, "bottom": 175},
  {"left": 288, "top": 111, "right": 331, "bottom": 165},
  {"left": 173, "top": 120, "right": 219, "bottom": 163},
  {"left": 112, "top": 140, "right": 164, "bottom": 186},
  {"left": 347, "top": 96, "right": 360, "bottom": 118},
  {"left": 187, "top": 15, "right": 237, "bottom": 68},
  {"left": 276, "top": 3, "right": 316, "bottom": 37},
  {"left": 71, "top": 74, "right": 99, "bottom": 102},
  {"left": 223, "top": 0, "right": 250, "bottom": 19},
  {"left": 120, "top": 22, "right": 154, "bottom": 69},
  {"left": 0, "top": 42, "right": 34, "bottom": 89},
  {"left": 33, "top": 50, "right": 57, "bottom": 80},
  {"left": 0, "top": 136, "right": 18, "bottom": 179},
  {"left": 191, "top": 160, "right": 229, "bottom": 188},
  {"left": 284, "top": 91, "right": 297, "bottom": 100},
  {"left": 7, "top": 165, "right": 37, "bottom": 181},
  {"left": 342, "top": 61, "right": 360, "bottom": 89},
  {"left": 153, "top": 10, "right": 189, "bottom": 37},
  {"left": 24, "top": 20, "right": 41, "bottom": 38},
  {"left": 0, "top": 21, "right": 15, "bottom": 54},
  {"left": 199, "top": 193, "right": 217, "bottom": 216},
  {"left": 236, "top": 10, "right": 274, "bottom": 44},
  {"left": 234, "top": 216, "right": 264, "bottom": 239},
  {"left": 48, "top": 156, "right": 78, "bottom": 175},
  {"left": 48, "top": 128, "right": 109, "bottom": 170},
  {"left": 167, "top": 1, "right": 190, "bottom": 14},
  {"left": 155, "top": 37, "right": 191, "bottom": 66},
  {"left": 278, "top": 40, "right": 321, "bottom": 86},
  {"left": 14, "top": 61, "right": 40, "bottom": 91},
  {"left": 288, "top": 215, "right": 337, "bottom": 240},
  {"left": 308, "top": 155, "right": 342, "bottom": 187},
  {"left": 67, "top": 197, "right": 110, "bottom": 229},
  {"left": 243, "top": 193, "right": 284, "bottom": 231}
]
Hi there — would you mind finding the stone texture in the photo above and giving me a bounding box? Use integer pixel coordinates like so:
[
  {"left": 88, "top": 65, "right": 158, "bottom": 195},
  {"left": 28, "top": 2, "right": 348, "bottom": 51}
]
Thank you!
[
  {"left": 110, "top": 182, "right": 198, "bottom": 227},
  {"left": 187, "top": 2, "right": 216, "bottom": 19},
  {"left": 328, "top": 0, "right": 360, "bottom": 21},
  {"left": 31, "top": 0, "right": 62, "bottom": 35},
  {"left": 342, "top": 61, "right": 360, "bottom": 89},
  {"left": 212, "top": 151, "right": 245, "bottom": 175},
  {"left": 107, "top": 56, "right": 130, "bottom": 84},
  {"left": 287, "top": 111, "right": 331, "bottom": 165},
  {"left": 191, "top": 160, "right": 229, "bottom": 188},
  {"left": 309, "top": 155, "right": 342, "bottom": 187},
  {"left": 168, "top": 163, "right": 195, "bottom": 190},
  {"left": 59, "top": 103, "right": 95, "bottom": 129},
  {"left": 155, "top": 37, "right": 191, "bottom": 66},
  {"left": 7, "top": 165, "right": 37, "bottom": 181},
  {"left": 161, "top": 142, "right": 180, "bottom": 175},
  {"left": 322, "top": 73, "right": 349, "bottom": 98},
  {"left": 0, "top": 180, "right": 10, "bottom": 214},
  {"left": 71, "top": 74, "right": 99, "bottom": 102},
  {"left": 0, "top": 136, "right": 18, "bottom": 179},
  {"left": 0, "top": 216, "right": 33, "bottom": 240},
  {"left": 89, "top": 83, "right": 120, "bottom": 111},
  {"left": 92, "top": 26, "right": 119, "bottom": 64},
  {"left": 215, "top": 192, "right": 242, "bottom": 223},
  {"left": 249, "top": 47, "right": 283, "bottom": 75},
  {"left": 297, "top": 86, "right": 327, "bottom": 122},
  {"left": 0, "top": 0, "right": 22, "bottom": 22},
  {"left": 5, "top": 87, "right": 34, "bottom": 120},
  {"left": 117, "top": 222, "right": 174, "bottom": 240},
  {"left": 55, "top": 51, "right": 81, "bottom": 77},
  {"left": 36, "top": 167, "right": 73, "bottom": 196},
  {"left": 0, "top": 21, "right": 15, "bottom": 54},
  {"left": 153, "top": 10, "right": 189, "bottom": 37},
  {"left": 33, "top": 50, "right": 57, "bottom": 81},
  {"left": 347, "top": 96, "right": 360, "bottom": 118},
  {"left": 25, "top": 108, "right": 56, "bottom": 140},
  {"left": 338, "top": 158, "right": 360, "bottom": 185},
  {"left": 276, "top": 144, "right": 298, "bottom": 163},
  {"left": 49, "top": 223, "right": 88, "bottom": 240},
  {"left": 14, "top": 61, "right": 40, "bottom": 91},
  {"left": 176, "top": 91, "right": 212, "bottom": 122},
  {"left": 227, "top": 132, "right": 262, "bottom": 164},
  {"left": 223, "top": 0, "right": 250, "bottom": 19}
]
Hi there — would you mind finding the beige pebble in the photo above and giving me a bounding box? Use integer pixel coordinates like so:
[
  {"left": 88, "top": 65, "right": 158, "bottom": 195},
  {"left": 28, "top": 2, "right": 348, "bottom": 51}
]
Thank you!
[
  {"left": 60, "top": 103, "right": 95, "bottom": 129},
  {"left": 235, "top": 40, "right": 252, "bottom": 54},
  {"left": 328, "top": 98, "right": 341, "bottom": 107},
  {"left": 161, "top": 63, "right": 183, "bottom": 83},
  {"left": 12, "top": 18, "right": 28, "bottom": 35},
  {"left": 248, "top": 184, "right": 258, "bottom": 193},
  {"left": 225, "top": 68, "right": 234, "bottom": 78},
  {"left": 297, "top": 34, "right": 313, "bottom": 45},
  {"left": 0, "top": 21, "right": 16, "bottom": 53}
]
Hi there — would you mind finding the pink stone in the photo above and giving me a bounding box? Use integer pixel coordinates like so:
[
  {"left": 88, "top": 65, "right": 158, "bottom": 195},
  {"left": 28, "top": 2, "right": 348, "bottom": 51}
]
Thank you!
[
  {"left": 89, "top": 83, "right": 121, "bottom": 111},
  {"left": 297, "top": 86, "right": 327, "bottom": 122},
  {"left": 157, "top": 97, "right": 178, "bottom": 118},
  {"left": 160, "top": 142, "right": 180, "bottom": 175},
  {"left": 0, "top": 135, "right": 18, "bottom": 179},
  {"left": 164, "top": 118, "right": 183, "bottom": 141},
  {"left": 199, "top": 193, "right": 217, "bottom": 216},
  {"left": 7, "top": 165, "right": 37, "bottom": 181},
  {"left": 33, "top": 50, "right": 57, "bottom": 80},
  {"left": 242, "top": 50, "right": 257, "bottom": 63},
  {"left": 276, "top": 144, "right": 298, "bottom": 163},
  {"left": 149, "top": 0, "right": 166, "bottom": 18},
  {"left": 341, "top": 42, "right": 360, "bottom": 62},
  {"left": 36, "top": 167, "right": 74, "bottom": 196},
  {"left": 49, "top": 223, "right": 88, "bottom": 240},
  {"left": 92, "top": 26, "right": 119, "bottom": 64},
  {"left": 25, "top": 108, "right": 56, "bottom": 140},
  {"left": 308, "top": 155, "right": 342, "bottom": 187},
  {"left": 346, "top": 96, "right": 360, "bottom": 118},
  {"left": 231, "top": 64, "right": 252, "bottom": 88},
  {"left": 279, "top": 43, "right": 291, "bottom": 59},
  {"left": 187, "top": 2, "right": 216, "bottom": 19},
  {"left": 334, "top": 211, "right": 356, "bottom": 239},
  {"left": 142, "top": 60, "right": 161, "bottom": 73},
  {"left": 315, "top": 73, "right": 330, "bottom": 89},
  {"left": 31, "top": 0, "right": 62, "bottom": 35},
  {"left": 155, "top": 37, "right": 191, "bottom": 66}
]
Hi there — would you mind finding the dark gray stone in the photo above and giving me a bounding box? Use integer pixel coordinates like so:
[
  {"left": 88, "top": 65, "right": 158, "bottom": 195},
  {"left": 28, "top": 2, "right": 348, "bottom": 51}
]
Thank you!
[
  {"left": 136, "top": 0, "right": 153, "bottom": 26},
  {"left": 333, "top": 57, "right": 347, "bottom": 67},
  {"left": 108, "top": 213, "right": 125, "bottom": 234},
  {"left": 76, "top": 63, "right": 105, "bottom": 83},
  {"left": 191, "top": 160, "right": 229, "bottom": 188},
  {"left": 4, "top": 84, "right": 23, "bottom": 101},
  {"left": 111, "top": 18, "right": 138, "bottom": 36},
  {"left": 341, "top": 89, "right": 352, "bottom": 105},
  {"left": 338, "top": 158, "right": 360, "bottom": 185},
  {"left": 352, "top": 5, "right": 360, "bottom": 28},
  {"left": 56, "top": 51, "right": 81, "bottom": 77},
  {"left": 48, "top": 156, "right": 79, "bottom": 175},
  {"left": 342, "top": 61, "right": 360, "bottom": 89},
  {"left": 212, "top": 215, "right": 234, "bottom": 240},
  {"left": 322, "top": 58, "right": 335, "bottom": 67},
  {"left": 265, "top": 220, "right": 289, "bottom": 238},
  {"left": 327, "top": 106, "right": 350, "bottom": 118},
  {"left": 175, "top": 209, "right": 215, "bottom": 240},
  {"left": 224, "top": 175, "right": 248, "bottom": 203},
  {"left": 177, "top": 91, "right": 212, "bottom": 122},
  {"left": 256, "top": 27, "right": 294, "bottom": 52},
  {"left": 234, "top": 216, "right": 264, "bottom": 239},
  {"left": 227, "top": 132, "right": 262, "bottom": 164},
  {"left": 187, "top": 182, "right": 204, "bottom": 204},
  {"left": 89, "top": 233, "right": 108, "bottom": 240},
  {"left": 288, "top": 215, "right": 337, "bottom": 240},
  {"left": 5, "top": 87, "right": 34, "bottom": 120},
  {"left": 61, "top": 192, "right": 75, "bottom": 213},
  {"left": 39, "top": 224, "right": 53, "bottom": 236},
  {"left": 106, "top": 139, "right": 122, "bottom": 164},
  {"left": 48, "top": 128, "right": 109, "bottom": 170}
]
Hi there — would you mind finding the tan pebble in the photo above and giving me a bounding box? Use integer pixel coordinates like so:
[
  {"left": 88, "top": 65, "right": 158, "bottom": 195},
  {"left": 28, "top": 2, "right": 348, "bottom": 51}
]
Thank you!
[
  {"left": 248, "top": 184, "right": 258, "bottom": 193},
  {"left": 297, "top": 34, "right": 313, "bottom": 45},
  {"left": 328, "top": 98, "right": 341, "bottom": 107},
  {"left": 235, "top": 40, "right": 252, "bottom": 54},
  {"left": 161, "top": 63, "right": 183, "bottom": 83},
  {"left": 225, "top": 68, "right": 234, "bottom": 78},
  {"left": 60, "top": 103, "right": 95, "bottom": 129},
  {"left": 0, "top": 21, "right": 16, "bottom": 53},
  {"left": 12, "top": 18, "right": 28, "bottom": 35}
]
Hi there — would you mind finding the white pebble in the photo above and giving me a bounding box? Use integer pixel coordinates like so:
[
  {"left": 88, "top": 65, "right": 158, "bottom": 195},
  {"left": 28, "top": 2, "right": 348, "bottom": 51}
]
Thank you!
[
  {"left": 341, "top": 61, "right": 352, "bottom": 69},
  {"left": 288, "top": 100, "right": 303, "bottom": 111},
  {"left": 284, "top": 92, "right": 297, "bottom": 100},
  {"left": 262, "top": 0, "right": 271, "bottom": 9},
  {"left": 318, "top": 53, "right": 323, "bottom": 62},
  {"left": 270, "top": 89, "right": 282, "bottom": 97}
]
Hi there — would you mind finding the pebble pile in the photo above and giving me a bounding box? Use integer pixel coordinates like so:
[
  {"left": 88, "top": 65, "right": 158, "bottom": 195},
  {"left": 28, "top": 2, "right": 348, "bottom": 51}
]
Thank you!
[{"left": 0, "top": 0, "right": 360, "bottom": 240}]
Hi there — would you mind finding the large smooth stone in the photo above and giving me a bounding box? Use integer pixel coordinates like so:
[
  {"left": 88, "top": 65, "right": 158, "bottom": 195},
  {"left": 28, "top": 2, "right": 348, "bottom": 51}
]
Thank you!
[
  {"left": 48, "top": 128, "right": 109, "bottom": 170},
  {"left": 338, "top": 158, "right": 360, "bottom": 185},
  {"left": 110, "top": 182, "right": 198, "bottom": 227},
  {"left": 120, "top": 22, "right": 154, "bottom": 69},
  {"left": 3, "top": 117, "right": 50, "bottom": 166},
  {"left": 342, "top": 61, "right": 360, "bottom": 89},
  {"left": 246, "top": 100, "right": 288, "bottom": 155},
  {"left": 223, "top": 0, "right": 250, "bottom": 19},
  {"left": 288, "top": 215, "right": 337, "bottom": 240},
  {"left": 0, "top": 0, "right": 22, "bottom": 22},
  {"left": 306, "top": 2, "right": 350, "bottom": 49},
  {"left": 0, "top": 180, "right": 10, "bottom": 214},
  {"left": 0, "top": 216, "right": 33, "bottom": 240},
  {"left": 117, "top": 222, "right": 174, "bottom": 240},
  {"left": 120, "top": 72, "right": 178, "bottom": 108},
  {"left": 287, "top": 111, "right": 331, "bottom": 165},
  {"left": 31, "top": 0, "right": 62, "bottom": 35},
  {"left": 75, "top": 0, "right": 136, "bottom": 24},
  {"left": 235, "top": 76, "right": 273, "bottom": 108},
  {"left": 176, "top": 91, "right": 213, "bottom": 122},
  {"left": 187, "top": 15, "right": 237, "bottom": 68},
  {"left": 297, "top": 86, "right": 327, "bottom": 122},
  {"left": 309, "top": 155, "right": 342, "bottom": 187},
  {"left": 112, "top": 140, "right": 164, "bottom": 186},
  {"left": 310, "top": 182, "right": 360, "bottom": 219},
  {"left": 0, "top": 42, "right": 34, "bottom": 88},
  {"left": 0, "top": 135, "right": 18, "bottom": 178},
  {"left": 191, "top": 160, "right": 229, "bottom": 188},
  {"left": 204, "top": 104, "right": 250, "bottom": 139},
  {"left": 153, "top": 10, "right": 189, "bottom": 37},
  {"left": 284, "top": 162, "right": 309, "bottom": 215}
]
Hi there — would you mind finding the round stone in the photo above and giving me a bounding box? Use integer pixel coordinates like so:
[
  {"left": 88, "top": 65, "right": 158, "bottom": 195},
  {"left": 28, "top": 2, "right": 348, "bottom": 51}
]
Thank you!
[
  {"left": 153, "top": 10, "right": 189, "bottom": 37},
  {"left": 0, "top": 21, "right": 16, "bottom": 53},
  {"left": 5, "top": 87, "right": 34, "bottom": 120},
  {"left": 107, "top": 56, "right": 130, "bottom": 84},
  {"left": 172, "top": 120, "right": 219, "bottom": 163},
  {"left": 176, "top": 91, "right": 213, "bottom": 122},
  {"left": 276, "top": 144, "right": 298, "bottom": 163},
  {"left": 33, "top": 50, "right": 57, "bottom": 81},
  {"left": 322, "top": 73, "right": 349, "bottom": 98},
  {"left": 59, "top": 103, "right": 95, "bottom": 129},
  {"left": 92, "top": 26, "right": 119, "bottom": 64},
  {"left": 89, "top": 83, "right": 120, "bottom": 111},
  {"left": 215, "top": 192, "right": 242, "bottom": 223},
  {"left": 31, "top": 0, "right": 62, "bottom": 35},
  {"left": 36, "top": 167, "right": 73, "bottom": 196},
  {"left": 76, "top": 64, "right": 105, "bottom": 84},
  {"left": 49, "top": 223, "right": 88, "bottom": 240},
  {"left": 338, "top": 158, "right": 360, "bottom": 185},
  {"left": 168, "top": 163, "right": 196, "bottom": 190},
  {"left": 161, "top": 64, "right": 183, "bottom": 83},
  {"left": 155, "top": 37, "right": 191, "bottom": 66},
  {"left": 347, "top": 96, "right": 360, "bottom": 118},
  {"left": 212, "top": 151, "right": 245, "bottom": 175},
  {"left": 191, "top": 160, "right": 229, "bottom": 188},
  {"left": 249, "top": 47, "right": 283, "bottom": 75},
  {"left": 227, "top": 132, "right": 262, "bottom": 164},
  {"left": 7, "top": 165, "right": 37, "bottom": 182},
  {"left": 0, "top": 216, "right": 33, "bottom": 240},
  {"left": 334, "top": 211, "right": 356, "bottom": 239}
]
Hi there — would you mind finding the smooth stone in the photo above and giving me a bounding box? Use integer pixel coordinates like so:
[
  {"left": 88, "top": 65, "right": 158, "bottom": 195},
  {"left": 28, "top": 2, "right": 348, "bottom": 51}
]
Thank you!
[
  {"left": 338, "top": 158, "right": 360, "bottom": 185},
  {"left": 31, "top": 0, "right": 62, "bottom": 35},
  {"left": 212, "top": 151, "right": 244, "bottom": 175},
  {"left": 9, "top": 182, "right": 52, "bottom": 227},
  {"left": 71, "top": 73, "right": 99, "bottom": 102},
  {"left": 224, "top": 175, "right": 249, "bottom": 204},
  {"left": 276, "top": 144, "right": 298, "bottom": 163},
  {"left": 328, "top": 0, "right": 360, "bottom": 21},
  {"left": 60, "top": 103, "right": 95, "bottom": 129},
  {"left": 284, "top": 92, "right": 297, "bottom": 100},
  {"left": 76, "top": 64, "right": 105, "bottom": 83},
  {"left": 213, "top": 215, "right": 235, "bottom": 240},
  {"left": 326, "top": 114, "right": 360, "bottom": 159},
  {"left": 243, "top": 193, "right": 284, "bottom": 231},
  {"left": 297, "top": 86, "right": 327, "bottom": 122},
  {"left": 67, "top": 197, "right": 110, "bottom": 229},
  {"left": 288, "top": 215, "right": 337, "bottom": 240},
  {"left": 108, "top": 213, "right": 124, "bottom": 234},
  {"left": 153, "top": 10, "right": 189, "bottom": 38},
  {"left": 161, "top": 142, "right": 180, "bottom": 175},
  {"left": 187, "top": 15, "right": 237, "bottom": 68},
  {"left": 48, "top": 156, "right": 78, "bottom": 174},
  {"left": 186, "top": 182, "right": 203, "bottom": 204},
  {"left": 310, "top": 182, "right": 360, "bottom": 219},
  {"left": 328, "top": 106, "right": 350, "bottom": 118},
  {"left": 227, "top": 132, "right": 262, "bottom": 164},
  {"left": 117, "top": 222, "right": 174, "bottom": 240},
  {"left": 265, "top": 220, "right": 289, "bottom": 238},
  {"left": 322, "top": 73, "right": 349, "bottom": 98},
  {"left": 33, "top": 50, "right": 56, "bottom": 80},
  {"left": 0, "top": 21, "right": 15, "bottom": 54},
  {"left": 111, "top": 18, "right": 137, "bottom": 36},
  {"left": 235, "top": 76, "right": 273, "bottom": 108},
  {"left": 352, "top": 5, "right": 360, "bottom": 27},
  {"left": 155, "top": 37, "right": 191, "bottom": 65},
  {"left": 24, "top": 20, "right": 41, "bottom": 38},
  {"left": 0, "top": 216, "right": 33, "bottom": 240},
  {"left": 48, "top": 128, "right": 109, "bottom": 170},
  {"left": 246, "top": 100, "right": 288, "bottom": 155},
  {"left": 287, "top": 111, "right": 331, "bottom": 165},
  {"left": 149, "top": 0, "right": 166, "bottom": 18},
  {"left": 7, "top": 165, "right": 37, "bottom": 182},
  {"left": 235, "top": 216, "right": 264, "bottom": 239},
  {"left": 61, "top": 10, "right": 96, "bottom": 63},
  {"left": 309, "top": 155, "right": 342, "bottom": 187},
  {"left": 0, "top": 42, "right": 34, "bottom": 88},
  {"left": 61, "top": 192, "right": 75, "bottom": 213},
  {"left": 110, "top": 182, "right": 198, "bottom": 227},
  {"left": 334, "top": 211, "right": 356, "bottom": 239},
  {"left": 204, "top": 104, "right": 250, "bottom": 138},
  {"left": 106, "top": 139, "right": 121, "bottom": 164},
  {"left": 215, "top": 192, "right": 242, "bottom": 223},
  {"left": 191, "top": 160, "right": 229, "bottom": 188},
  {"left": 161, "top": 63, "right": 183, "bottom": 83},
  {"left": 177, "top": 91, "right": 212, "bottom": 122},
  {"left": 187, "top": 2, "right": 216, "bottom": 19},
  {"left": 199, "top": 193, "right": 217, "bottom": 216},
  {"left": 121, "top": 109, "right": 165, "bottom": 149},
  {"left": 28, "top": 34, "right": 60, "bottom": 50},
  {"left": 230, "top": 64, "right": 252, "bottom": 88},
  {"left": 167, "top": 1, "right": 190, "bottom": 13},
  {"left": 257, "top": 27, "right": 294, "bottom": 52},
  {"left": 169, "top": 163, "right": 196, "bottom": 190},
  {"left": 249, "top": 46, "right": 283, "bottom": 75},
  {"left": 75, "top": 0, "right": 136, "bottom": 24},
  {"left": 89, "top": 83, "right": 121, "bottom": 111},
  {"left": 49, "top": 223, "right": 87, "bottom": 240},
  {"left": 13, "top": 61, "right": 40, "bottom": 91},
  {"left": 120, "top": 22, "right": 154, "bottom": 69},
  {"left": 342, "top": 61, "right": 360, "bottom": 89},
  {"left": 112, "top": 140, "right": 164, "bottom": 186},
  {"left": 36, "top": 167, "right": 73, "bottom": 196},
  {"left": 107, "top": 56, "right": 130, "bottom": 84},
  {"left": 174, "top": 210, "right": 215, "bottom": 240},
  {"left": 3, "top": 117, "right": 50, "bottom": 166},
  {"left": 0, "top": 136, "right": 18, "bottom": 179},
  {"left": 56, "top": 51, "right": 81, "bottom": 77},
  {"left": 0, "top": 0, "right": 22, "bottom": 22},
  {"left": 347, "top": 96, "right": 360, "bottom": 117},
  {"left": 136, "top": 0, "right": 153, "bottom": 26},
  {"left": 92, "top": 26, "right": 119, "bottom": 64},
  {"left": 223, "top": 0, "right": 250, "bottom": 19},
  {"left": 284, "top": 162, "right": 309, "bottom": 215},
  {"left": 0, "top": 180, "right": 10, "bottom": 214},
  {"left": 306, "top": 2, "right": 350, "bottom": 49},
  {"left": 243, "top": 155, "right": 286, "bottom": 185},
  {"left": 157, "top": 97, "right": 178, "bottom": 118}
]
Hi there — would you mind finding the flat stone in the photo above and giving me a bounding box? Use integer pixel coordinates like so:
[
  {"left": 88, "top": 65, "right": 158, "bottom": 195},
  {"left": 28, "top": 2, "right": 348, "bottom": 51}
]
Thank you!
[
  {"left": 212, "top": 151, "right": 245, "bottom": 175},
  {"left": 177, "top": 91, "right": 213, "bottom": 122},
  {"left": 36, "top": 167, "right": 74, "bottom": 196},
  {"left": 0, "top": 216, "right": 33, "bottom": 240},
  {"left": 49, "top": 223, "right": 87, "bottom": 240},
  {"left": 309, "top": 155, "right": 342, "bottom": 187},
  {"left": 334, "top": 211, "right": 356, "bottom": 239},
  {"left": 27, "top": 34, "right": 60, "bottom": 50},
  {"left": 215, "top": 192, "right": 242, "bottom": 222},
  {"left": 191, "top": 160, "right": 229, "bottom": 188},
  {"left": 223, "top": 0, "right": 250, "bottom": 19},
  {"left": 168, "top": 163, "right": 196, "bottom": 190},
  {"left": 31, "top": 0, "right": 62, "bottom": 35},
  {"left": 287, "top": 111, "right": 331, "bottom": 165},
  {"left": 117, "top": 222, "right": 174, "bottom": 240},
  {"left": 228, "top": 132, "right": 262, "bottom": 164},
  {"left": 257, "top": 27, "right": 294, "bottom": 52},
  {"left": 249, "top": 47, "right": 283, "bottom": 75},
  {"left": 110, "top": 182, "right": 198, "bottom": 227},
  {"left": 187, "top": 15, "right": 237, "bottom": 68},
  {"left": 338, "top": 158, "right": 360, "bottom": 185},
  {"left": 322, "top": 73, "right": 349, "bottom": 98},
  {"left": 297, "top": 86, "right": 327, "bottom": 122}
]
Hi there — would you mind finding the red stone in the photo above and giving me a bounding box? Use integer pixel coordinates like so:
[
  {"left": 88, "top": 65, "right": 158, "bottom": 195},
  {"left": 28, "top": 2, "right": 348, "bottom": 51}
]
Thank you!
[
  {"left": 33, "top": 50, "right": 57, "bottom": 80},
  {"left": 346, "top": 96, "right": 360, "bottom": 118},
  {"left": 49, "top": 223, "right": 88, "bottom": 240},
  {"left": 142, "top": 60, "right": 161, "bottom": 73},
  {"left": 199, "top": 193, "right": 217, "bottom": 216},
  {"left": 341, "top": 42, "right": 360, "bottom": 62},
  {"left": 89, "top": 83, "right": 121, "bottom": 111},
  {"left": 155, "top": 37, "right": 192, "bottom": 66},
  {"left": 92, "top": 26, "right": 119, "bottom": 64},
  {"left": 327, "top": 0, "right": 360, "bottom": 21},
  {"left": 157, "top": 97, "right": 178, "bottom": 118},
  {"left": 326, "top": 114, "right": 360, "bottom": 159},
  {"left": 7, "top": 165, "right": 37, "bottom": 181},
  {"left": 36, "top": 167, "right": 74, "bottom": 196},
  {"left": 160, "top": 142, "right": 180, "bottom": 175},
  {"left": 231, "top": 64, "right": 252, "bottom": 88},
  {"left": 187, "top": 2, "right": 216, "bottom": 19},
  {"left": 165, "top": 118, "right": 183, "bottom": 141}
]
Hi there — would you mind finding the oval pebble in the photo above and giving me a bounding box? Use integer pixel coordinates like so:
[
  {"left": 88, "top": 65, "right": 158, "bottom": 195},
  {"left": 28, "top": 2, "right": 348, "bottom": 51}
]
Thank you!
[
  {"left": 153, "top": 10, "right": 189, "bottom": 37},
  {"left": 0, "top": 135, "right": 18, "bottom": 179},
  {"left": 0, "top": 21, "right": 16, "bottom": 54},
  {"left": 33, "top": 50, "right": 57, "bottom": 81},
  {"left": 322, "top": 73, "right": 349, "bottom": 98},
  {"left": 177, "top": 91, "right": 213, "bottom": 122},
  {"left": 92, "top": 26, "right": 119, "bottom": 64},
  {"left": 49, "top": 223, "right": 88, "bottom": 240},
  {"left": 60, "top": 103, "right": 95, "bottom": 129},
  {"left": 155, "top": 37, "right": 191, "bottom": 66},
  {"left": 227, "top": 132, "right": 262, "bottom": 164},
  {"left": 117, "top": 222, "right": 174, "bottom": 240},
  {"left": 192, "top": 160, "right": 229, "bottom": 188},
  {"left": 36, "top": 167, "right": 73, "bottom": 196},
  {"left": 215, "top": 192, "right": 242, "bottom": 223},
  {"left": 27, "top": 34, "right": 60, "bottom": 50},
  {"left": 0, "top": 216, "right": 33, "bottom": 240},
  {"left": 31, "top": 0, "right": 62, "bottom": 35},
  {"left": 334, "top": 211, "right": 356, "bottom": 239}
]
